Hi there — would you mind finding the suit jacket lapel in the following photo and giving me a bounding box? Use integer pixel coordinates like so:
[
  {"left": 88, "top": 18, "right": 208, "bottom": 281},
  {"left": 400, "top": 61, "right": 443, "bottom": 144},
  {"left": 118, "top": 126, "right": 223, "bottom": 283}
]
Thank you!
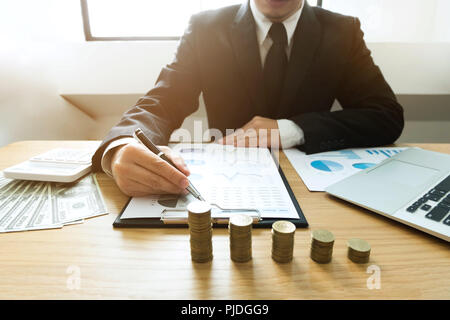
[
  {"left": 278, "top": 2, "right": 322, "bottom": 115},
  {"left": 230, "top": 2, "right": 266, "bottom": 115}
]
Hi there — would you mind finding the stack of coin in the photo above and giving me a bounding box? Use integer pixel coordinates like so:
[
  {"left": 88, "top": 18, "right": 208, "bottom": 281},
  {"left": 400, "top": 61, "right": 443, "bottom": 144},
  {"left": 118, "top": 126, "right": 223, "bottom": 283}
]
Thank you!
[
  {"left": 310, "top": 229, "right": 334, "bottom": 264},
  {"left": 271, "top": 221, "right": 296, "bottom": 263},
  {"left": 229, "top": 214, "right": 253, "bottom": 262},
  {"left": 347, "top": 238, "right": 371, "bottom": 264},
  {"left": 187, "top": 201, "right": 213, "bottom": 263}
]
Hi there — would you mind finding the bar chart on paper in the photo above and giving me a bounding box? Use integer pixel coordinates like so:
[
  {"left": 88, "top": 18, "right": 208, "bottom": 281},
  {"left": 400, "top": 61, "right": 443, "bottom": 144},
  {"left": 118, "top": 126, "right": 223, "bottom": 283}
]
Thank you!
[{"left": 284, "top": 147, "right": 409, "bottom": 191}]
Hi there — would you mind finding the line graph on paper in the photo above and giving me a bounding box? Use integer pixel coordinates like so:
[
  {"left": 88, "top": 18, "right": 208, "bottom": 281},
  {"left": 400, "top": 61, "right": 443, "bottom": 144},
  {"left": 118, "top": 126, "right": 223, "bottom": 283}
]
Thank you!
[{"left": 168, "top": 143, "right": 299, "bottom": 219}]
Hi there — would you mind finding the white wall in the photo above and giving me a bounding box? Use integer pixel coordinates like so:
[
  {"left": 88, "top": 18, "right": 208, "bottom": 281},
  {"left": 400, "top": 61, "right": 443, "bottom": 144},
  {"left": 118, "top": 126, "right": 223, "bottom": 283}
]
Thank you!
[
  {"left": 0, "top": 0, "right": 96, "bottom": 147},
  {"left": 1, "top": 0, "right": 449, "bottom": 148}
]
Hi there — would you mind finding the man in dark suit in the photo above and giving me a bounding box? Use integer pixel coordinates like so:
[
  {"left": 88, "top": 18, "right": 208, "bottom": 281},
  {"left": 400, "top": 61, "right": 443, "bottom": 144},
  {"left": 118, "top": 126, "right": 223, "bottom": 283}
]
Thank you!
[{"left": 92, "top": 0, "right": 404, "bottom": 197}]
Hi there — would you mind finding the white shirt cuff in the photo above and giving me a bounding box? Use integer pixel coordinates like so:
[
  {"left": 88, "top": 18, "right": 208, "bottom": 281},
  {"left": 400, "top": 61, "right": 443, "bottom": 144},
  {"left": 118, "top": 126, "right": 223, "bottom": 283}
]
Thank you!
[
  {"left": 100, "top": 137, "right": 135, "bottom": 177},
  {"left": 277, "top": 119, "right": 305, "bottom": 149}
]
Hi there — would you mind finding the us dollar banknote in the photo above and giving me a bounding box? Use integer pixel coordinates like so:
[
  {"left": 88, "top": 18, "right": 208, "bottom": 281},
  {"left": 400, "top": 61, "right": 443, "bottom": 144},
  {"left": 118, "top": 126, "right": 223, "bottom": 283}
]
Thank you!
[
  {"left": 50, "top": 174, "right": 108, "bottom": 224},
  {"left": 0, "top": 173, "right": 107, "bottom": 233},
  {"left": 0, "top": 181, "right": 41, "bottom": 231}
]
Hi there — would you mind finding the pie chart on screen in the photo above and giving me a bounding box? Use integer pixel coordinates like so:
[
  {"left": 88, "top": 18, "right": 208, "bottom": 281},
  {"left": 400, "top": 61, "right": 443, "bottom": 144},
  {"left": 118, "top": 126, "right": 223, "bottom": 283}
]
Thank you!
[
  {"left": 352, "top": 163, "right": 376, "bottom": 170},
  {"left": 310, "top": 160, "right": 344, "bottom": 172}
]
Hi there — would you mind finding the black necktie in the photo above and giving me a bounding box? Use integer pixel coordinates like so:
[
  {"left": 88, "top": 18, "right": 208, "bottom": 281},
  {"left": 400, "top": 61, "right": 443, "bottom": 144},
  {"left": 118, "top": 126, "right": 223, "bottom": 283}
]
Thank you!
[{"left": 263, "top": 23, "right": 288, "bottom": 115}]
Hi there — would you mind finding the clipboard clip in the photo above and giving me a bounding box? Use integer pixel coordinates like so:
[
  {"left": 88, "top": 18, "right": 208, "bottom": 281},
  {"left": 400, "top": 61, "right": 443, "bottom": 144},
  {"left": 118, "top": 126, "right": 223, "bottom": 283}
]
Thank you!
[{"left": 160, "top": 205, "right": 261, "bottom": 225}]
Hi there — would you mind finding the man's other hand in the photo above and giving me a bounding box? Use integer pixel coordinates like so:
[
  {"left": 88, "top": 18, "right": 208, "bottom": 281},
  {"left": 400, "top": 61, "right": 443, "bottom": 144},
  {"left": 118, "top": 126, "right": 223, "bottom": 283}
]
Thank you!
[{"left": 217, "top": 116, "right": 281, "bottom": 148}]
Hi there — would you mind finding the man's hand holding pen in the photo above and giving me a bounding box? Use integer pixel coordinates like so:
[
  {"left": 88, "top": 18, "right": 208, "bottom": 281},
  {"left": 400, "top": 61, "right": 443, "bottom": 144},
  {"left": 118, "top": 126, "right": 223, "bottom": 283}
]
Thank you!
[{"left": 111, "top": 140, "right": 190, "bottom": 197}]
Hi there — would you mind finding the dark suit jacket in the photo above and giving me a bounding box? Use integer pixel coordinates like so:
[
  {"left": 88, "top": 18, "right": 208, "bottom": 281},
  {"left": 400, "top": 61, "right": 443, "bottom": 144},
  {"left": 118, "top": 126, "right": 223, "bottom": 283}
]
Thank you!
[{"left": 92, "top": 1, "right": 404, "bottom": 172}]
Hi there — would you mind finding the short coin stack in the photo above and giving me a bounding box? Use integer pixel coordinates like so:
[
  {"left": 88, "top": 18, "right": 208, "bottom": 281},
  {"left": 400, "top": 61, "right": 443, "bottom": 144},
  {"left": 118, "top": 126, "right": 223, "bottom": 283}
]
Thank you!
[
  {"left": 187, "top": 201, "right": 213, "bottom": 263},
  {"left": 271, "top": 221, "right": 296, "bottom": 263},
  {"left": 229, "top": 214, "right": 253, "bottom": 262},
  {"left": 310, "top": 230, "right": 334, "bottom": 264},
  {"left": 347, "top": 238, "right": 371, "bottom": 264}
]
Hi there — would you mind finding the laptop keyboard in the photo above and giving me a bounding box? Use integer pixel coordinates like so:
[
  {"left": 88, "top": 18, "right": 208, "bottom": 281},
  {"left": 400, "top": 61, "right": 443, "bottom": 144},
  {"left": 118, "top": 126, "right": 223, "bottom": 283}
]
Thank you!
[{"left": 406, "top": 174, "right": 450, "bottom": 225}]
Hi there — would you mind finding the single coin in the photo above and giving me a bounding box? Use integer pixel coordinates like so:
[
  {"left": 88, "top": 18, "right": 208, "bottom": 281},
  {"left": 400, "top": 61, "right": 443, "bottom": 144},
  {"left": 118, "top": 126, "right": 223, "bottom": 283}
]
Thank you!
[
  {"left": 229, "top": 214, "right": 253, "bottom": 227},
  {"left": 272, "top": 220, "right": 296, "bottom": 234},
  {"left": 192, "top": 255, "right": 213, "bottom": 263},
  {"left": 311, "top": 229, "right": 335, "bottom": 244},
  {"left": 347, "top": 238, "right": 371, "bottom": 253},
  {"left": 272, "top": 254, "right": 293, "bottom": 263},
  {"left": 347, "top": 253, "right": 369, "bottom": 264},
  {"left": 347, "top": 249, "right": 370, "bottom": 258},
  {"left": 187, "top": 201, "right": 211, "bottom": 215}
]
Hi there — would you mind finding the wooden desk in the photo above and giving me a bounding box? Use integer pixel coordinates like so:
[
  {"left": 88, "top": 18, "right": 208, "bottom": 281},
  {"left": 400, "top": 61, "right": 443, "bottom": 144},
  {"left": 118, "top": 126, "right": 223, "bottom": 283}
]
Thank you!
[{"left": 0, "top": 141, "right": 449, "bottom": 299}]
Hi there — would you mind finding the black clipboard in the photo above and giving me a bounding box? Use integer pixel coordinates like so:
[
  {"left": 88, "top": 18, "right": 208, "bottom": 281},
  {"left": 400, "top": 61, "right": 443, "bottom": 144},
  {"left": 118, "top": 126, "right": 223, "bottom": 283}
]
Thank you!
[{"left": 113, "top": 155, "right": 308, "bottom": 229}]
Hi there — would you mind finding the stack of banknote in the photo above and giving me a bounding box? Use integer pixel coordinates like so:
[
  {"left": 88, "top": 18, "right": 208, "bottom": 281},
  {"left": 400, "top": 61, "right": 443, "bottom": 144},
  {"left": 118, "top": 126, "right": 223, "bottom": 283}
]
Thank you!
[{"left": 0, "top": 173, "right": 107, "bottom": 233}]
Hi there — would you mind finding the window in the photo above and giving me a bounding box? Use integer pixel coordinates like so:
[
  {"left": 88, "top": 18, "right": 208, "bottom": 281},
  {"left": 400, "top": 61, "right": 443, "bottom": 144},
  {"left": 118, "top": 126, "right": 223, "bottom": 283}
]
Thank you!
[
  {"left": 81, "top": 0, "right": 449, "bottom": 42},
  {"left": 81, "top": 0, "right": 319, "bottom": 41},
  {"left": 322, "top": 0, "right": 450, "bottom": 42}
]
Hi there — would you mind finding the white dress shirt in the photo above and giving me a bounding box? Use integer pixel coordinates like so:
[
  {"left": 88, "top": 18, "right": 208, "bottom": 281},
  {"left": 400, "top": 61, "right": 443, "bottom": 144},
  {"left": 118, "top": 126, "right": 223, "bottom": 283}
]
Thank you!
[
  {"left": 249, "top": 0, "right": 305, "bottom": 149},
  {"left": 101, "top": 0, "right": 306, "bottom": 175}
]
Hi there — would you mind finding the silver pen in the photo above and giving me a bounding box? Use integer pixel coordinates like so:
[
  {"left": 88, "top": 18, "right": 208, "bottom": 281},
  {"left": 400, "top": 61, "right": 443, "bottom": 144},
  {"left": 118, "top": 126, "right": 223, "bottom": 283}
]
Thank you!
[{"left": 133, "top": 128, "right": 204, "bottom": 201}]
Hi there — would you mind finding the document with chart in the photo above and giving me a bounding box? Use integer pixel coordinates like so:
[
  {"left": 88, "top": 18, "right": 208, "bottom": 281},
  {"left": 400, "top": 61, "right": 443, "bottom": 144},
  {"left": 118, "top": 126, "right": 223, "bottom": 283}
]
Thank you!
[
  {"left": 284, "top": 147, "right": 409, "bottom": 191},
  {"left": 121, "top": 143, "right": 300, "bottom": 221}
]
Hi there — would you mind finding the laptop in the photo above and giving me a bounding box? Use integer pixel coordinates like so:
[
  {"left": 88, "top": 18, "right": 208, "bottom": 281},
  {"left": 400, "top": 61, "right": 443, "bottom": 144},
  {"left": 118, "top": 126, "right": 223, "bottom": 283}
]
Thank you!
[{"left": 325, "top": 148, "right": 450, "bottom": 242}]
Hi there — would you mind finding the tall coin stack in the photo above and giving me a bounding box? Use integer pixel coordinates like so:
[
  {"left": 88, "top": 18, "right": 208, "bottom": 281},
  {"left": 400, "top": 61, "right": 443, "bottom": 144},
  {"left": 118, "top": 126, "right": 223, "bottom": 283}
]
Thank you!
[
  {"left": 187, "top": 201, "right": 213, "bottom": 263},
  {"left": 271, "top": 221, "right": 296, "bottom": 263},
  {"left": 229, "top": 214, "right": 253, "bottom": 262},
  {"left": 310, "top": 229, "right": 334, "bottom": 264},
  {"left": 347, "top": 238, "right": 371, "bottom": 264}
]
